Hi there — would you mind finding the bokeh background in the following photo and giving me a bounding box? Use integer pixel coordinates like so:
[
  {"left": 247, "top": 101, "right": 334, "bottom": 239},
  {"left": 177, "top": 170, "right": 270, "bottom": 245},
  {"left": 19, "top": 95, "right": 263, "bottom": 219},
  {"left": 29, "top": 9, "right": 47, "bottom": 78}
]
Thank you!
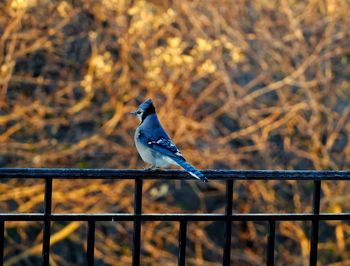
[{"left": 1, "top": 0, "right": 350, "bottom": 265}]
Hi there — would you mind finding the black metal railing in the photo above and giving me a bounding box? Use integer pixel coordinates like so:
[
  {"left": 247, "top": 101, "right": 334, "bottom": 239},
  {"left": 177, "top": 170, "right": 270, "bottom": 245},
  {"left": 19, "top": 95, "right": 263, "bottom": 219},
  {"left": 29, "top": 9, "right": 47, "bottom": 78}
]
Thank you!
[{"left": 0, "top": 169, "right": 350, "bottom": 266}]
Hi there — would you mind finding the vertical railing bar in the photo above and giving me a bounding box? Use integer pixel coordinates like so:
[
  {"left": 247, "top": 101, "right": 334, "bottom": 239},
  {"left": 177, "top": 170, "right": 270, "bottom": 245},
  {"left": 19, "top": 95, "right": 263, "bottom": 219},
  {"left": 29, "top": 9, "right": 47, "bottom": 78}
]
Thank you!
[
  {"left": 87, "top": 220, "right": 95, "bottom": 266},
  {"left": 132, "top": 178, "right": 143, "bottom": 266},
  {"left": 42, "top": 177, "right": 52, "bottom": 266},
  {"left": 223, "top": 179, "right": 233, "bottom": 266},
  {"left": 266, "top": 220, "right": 276, "bottom": 266},
  {"left": 0, "top": 220, "right": 4, "bottom": 266},
  {"left": 309, "top": 180, "right": 321, "bottom": 266},
  {"left": 178, "top": 220, "right": 187, "bottom": 266}
]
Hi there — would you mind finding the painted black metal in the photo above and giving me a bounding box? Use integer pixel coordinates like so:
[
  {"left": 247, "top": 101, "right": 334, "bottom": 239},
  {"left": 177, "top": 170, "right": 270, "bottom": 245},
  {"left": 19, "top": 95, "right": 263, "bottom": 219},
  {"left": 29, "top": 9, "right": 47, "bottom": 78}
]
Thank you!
[
  {"left": 0, "top": 169, "right": 349, "bottom": 266},
  {"left": 0, "top": 168, "right": 350, "bottom": 180},
  {"left": 1, "top": 213, "right": 350, "bottom": 221},
  {"left": 223, "top": 180, "right": 233, "bottom": 266},
  {"left": 42, "top": 178, "right": 52, "bottom": 266},
  {"left": 0, "top": 220, "right": 3, "bottom": 266},
  {"left": 178, "top": 220, "right": 187, "bottom": 266},
  {"left": 87, "top": 220, "right": 95, "bottom": 266},
  {"left": 132, "top": 178, "right": 143, "bottom": 266},
  {"left": 266, "top": 220, "right": 276, "bottom": 266},
  {"left": 310, "top": 180, "right": 321, "bottom": 266}
]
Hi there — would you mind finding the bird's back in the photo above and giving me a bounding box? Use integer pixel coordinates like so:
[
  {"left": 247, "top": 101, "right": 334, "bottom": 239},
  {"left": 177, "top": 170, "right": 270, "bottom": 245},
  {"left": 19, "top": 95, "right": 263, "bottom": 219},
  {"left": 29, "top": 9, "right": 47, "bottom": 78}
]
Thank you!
[{"left": 137, "top": 113, "right": 169, "bottom": 140}]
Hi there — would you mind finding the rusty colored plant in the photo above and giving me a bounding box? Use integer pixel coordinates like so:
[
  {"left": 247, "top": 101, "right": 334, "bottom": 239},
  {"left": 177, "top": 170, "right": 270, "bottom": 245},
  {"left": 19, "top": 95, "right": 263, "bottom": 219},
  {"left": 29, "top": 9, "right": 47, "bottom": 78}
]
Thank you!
[{"left": 0, "top": 0, "right": 350, "bottom": 265}]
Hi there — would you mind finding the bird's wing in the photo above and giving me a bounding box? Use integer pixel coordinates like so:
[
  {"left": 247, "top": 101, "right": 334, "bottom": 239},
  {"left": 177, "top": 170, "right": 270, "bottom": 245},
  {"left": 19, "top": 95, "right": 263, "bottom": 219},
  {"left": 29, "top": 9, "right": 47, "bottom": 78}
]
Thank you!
[
  {"left": 138, "top": 131, "right": 185, "bottom": 161},
  {"left": 138, "top": 130, "right": 208, "bottom": 182}
]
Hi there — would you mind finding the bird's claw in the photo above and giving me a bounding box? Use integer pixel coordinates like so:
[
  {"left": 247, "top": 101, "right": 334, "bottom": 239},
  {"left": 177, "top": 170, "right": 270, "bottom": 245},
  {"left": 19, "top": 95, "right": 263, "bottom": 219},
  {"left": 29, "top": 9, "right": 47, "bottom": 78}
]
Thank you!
[{"left": 144, "top": 165, "right": 160, "bottom": 171}]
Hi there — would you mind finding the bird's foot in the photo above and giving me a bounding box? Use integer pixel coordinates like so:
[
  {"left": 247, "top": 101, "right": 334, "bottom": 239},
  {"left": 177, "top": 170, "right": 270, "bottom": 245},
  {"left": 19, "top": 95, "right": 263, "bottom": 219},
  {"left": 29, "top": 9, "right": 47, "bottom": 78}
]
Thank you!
[{"left": 144, "top": 165, "right": 160, "bottom": 171}]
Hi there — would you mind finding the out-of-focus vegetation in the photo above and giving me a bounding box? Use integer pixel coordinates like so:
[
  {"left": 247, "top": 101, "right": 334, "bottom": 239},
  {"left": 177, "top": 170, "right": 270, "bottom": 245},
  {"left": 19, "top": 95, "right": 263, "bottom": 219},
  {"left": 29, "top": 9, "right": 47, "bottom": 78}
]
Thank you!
[{"left": 0, "top": 0, "right": 350, "bottom": 265}]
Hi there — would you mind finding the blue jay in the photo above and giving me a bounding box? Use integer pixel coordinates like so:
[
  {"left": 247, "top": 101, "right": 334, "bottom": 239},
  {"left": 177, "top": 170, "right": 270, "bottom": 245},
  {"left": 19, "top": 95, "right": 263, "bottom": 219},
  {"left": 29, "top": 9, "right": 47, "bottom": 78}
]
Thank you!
[{"left": 130, "top": 99, "right": 208, "bottom": 182}]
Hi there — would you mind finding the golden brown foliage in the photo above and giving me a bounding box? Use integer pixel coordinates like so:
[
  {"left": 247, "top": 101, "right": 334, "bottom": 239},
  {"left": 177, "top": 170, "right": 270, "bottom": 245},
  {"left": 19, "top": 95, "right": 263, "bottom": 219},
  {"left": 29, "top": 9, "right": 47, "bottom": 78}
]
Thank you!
[{"left": 0, "top": 0, "right": 350, "bottom": 265}]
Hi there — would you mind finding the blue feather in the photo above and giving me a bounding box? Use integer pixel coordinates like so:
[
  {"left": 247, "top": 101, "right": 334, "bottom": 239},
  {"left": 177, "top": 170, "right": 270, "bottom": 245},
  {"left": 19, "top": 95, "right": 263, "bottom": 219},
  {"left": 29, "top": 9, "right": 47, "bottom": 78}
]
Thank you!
[
  {"left": 133, "top": 100, "right": 208, "bottom": 182},
  {"left": 171, "top": 157, "right": 208, "bottom": 182},
  {"left": 138, "top": 126, "right": 208, "bottom": 182}
]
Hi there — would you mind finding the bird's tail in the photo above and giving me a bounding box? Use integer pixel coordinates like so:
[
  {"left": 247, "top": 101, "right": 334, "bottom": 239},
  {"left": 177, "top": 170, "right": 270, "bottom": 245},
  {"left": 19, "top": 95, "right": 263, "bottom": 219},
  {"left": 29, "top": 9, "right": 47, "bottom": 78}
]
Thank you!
[{"left": 173, "top": 158, "right": 208, "bottom": 182}]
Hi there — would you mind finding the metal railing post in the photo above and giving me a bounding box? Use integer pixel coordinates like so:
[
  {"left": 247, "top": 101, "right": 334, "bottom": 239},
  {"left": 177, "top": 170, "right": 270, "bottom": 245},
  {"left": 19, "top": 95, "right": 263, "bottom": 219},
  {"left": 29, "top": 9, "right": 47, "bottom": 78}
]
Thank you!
[
  {"left": 266, "top": 220, "right": 276, "bottom": 266},
  {"left": 132, "top": 178, "right": 143, "bottom": 266},
  {"left": 0, "top": 220, "right": 4, "bottom": 265},
  {"left": 309, "top": 180, "right": 321, "bottom": 266},
  {"left": 223, "top": 179, "right": 233, "bottom": 266},
  {"left": 42, "top": 177, "right": 52, "bottom": 266},
  {"left": 178, "top": 220, "right": 188, "bottom": 266},
  {"left": 87, "top": 220, "right": 96, "bottom": 266}
]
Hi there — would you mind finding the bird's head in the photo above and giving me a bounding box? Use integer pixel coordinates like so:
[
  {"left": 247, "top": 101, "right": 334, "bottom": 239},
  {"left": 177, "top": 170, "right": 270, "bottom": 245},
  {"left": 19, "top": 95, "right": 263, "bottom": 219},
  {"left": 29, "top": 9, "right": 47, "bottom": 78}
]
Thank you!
[{"left": 130, "top": 99, "right": 156, "bottom": 122}]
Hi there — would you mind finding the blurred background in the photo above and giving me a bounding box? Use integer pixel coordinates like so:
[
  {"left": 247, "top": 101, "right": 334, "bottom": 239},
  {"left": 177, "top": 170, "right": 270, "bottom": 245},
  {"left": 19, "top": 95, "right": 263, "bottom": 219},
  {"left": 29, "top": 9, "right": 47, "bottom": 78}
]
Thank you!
[{"left": 0, "top": 0, "right": 350, "bottom": 265}]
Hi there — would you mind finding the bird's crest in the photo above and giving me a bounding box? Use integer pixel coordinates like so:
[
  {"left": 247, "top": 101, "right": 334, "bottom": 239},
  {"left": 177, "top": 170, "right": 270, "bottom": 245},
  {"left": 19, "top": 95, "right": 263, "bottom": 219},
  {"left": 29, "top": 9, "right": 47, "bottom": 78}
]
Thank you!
[
  {"left": 139, "top": 99, "right": 156, "bottom": 121},
  {"left": 139, "top": 99, "right": 153, "bottom": 110}
]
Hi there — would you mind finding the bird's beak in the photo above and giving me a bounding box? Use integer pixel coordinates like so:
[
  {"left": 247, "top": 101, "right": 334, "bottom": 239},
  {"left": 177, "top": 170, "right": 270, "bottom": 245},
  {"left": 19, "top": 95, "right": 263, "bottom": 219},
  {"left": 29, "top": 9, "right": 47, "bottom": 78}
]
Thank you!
[{"left": 129, "top": 111, "right": 137, "bottom": 116}]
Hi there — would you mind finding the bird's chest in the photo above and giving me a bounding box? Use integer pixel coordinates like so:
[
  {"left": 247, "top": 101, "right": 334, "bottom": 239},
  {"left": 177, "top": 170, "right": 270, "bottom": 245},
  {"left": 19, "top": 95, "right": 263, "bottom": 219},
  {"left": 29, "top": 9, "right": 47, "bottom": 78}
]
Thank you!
[{"left": 134, "top": 128, "right": 154, "bottom": 164}]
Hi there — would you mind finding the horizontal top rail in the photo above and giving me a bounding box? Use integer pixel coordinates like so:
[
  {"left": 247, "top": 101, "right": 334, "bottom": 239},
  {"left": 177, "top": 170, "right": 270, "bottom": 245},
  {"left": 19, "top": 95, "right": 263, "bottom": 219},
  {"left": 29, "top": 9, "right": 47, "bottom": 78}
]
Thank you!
[
  {"left": 1, "top": 213, "right": 350, "bottom": 221},
  {"left": 0, "top": 168, "right": 350, "bottom": 180}
]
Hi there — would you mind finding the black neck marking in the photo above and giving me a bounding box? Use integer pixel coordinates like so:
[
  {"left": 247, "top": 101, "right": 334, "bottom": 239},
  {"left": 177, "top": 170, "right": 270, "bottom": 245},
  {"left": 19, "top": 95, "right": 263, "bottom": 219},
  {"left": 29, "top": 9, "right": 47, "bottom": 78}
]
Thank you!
[{"left": 141, "top": 103, "right": 156, "bottom": 122}]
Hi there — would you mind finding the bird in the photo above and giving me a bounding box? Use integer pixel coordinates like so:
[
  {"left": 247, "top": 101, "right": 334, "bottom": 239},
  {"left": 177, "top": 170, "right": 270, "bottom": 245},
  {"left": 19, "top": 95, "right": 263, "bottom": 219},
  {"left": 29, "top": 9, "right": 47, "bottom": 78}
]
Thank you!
[{"left": 130, "top": 99, "right": 208, "bottom": 182}]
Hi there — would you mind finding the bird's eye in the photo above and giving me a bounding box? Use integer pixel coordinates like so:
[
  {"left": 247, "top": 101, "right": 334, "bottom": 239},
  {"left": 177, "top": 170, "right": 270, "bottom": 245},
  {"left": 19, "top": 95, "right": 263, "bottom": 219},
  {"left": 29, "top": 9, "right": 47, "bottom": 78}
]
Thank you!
[{"left": 136, "top": 111, "right": 141, "bottom": 114}]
